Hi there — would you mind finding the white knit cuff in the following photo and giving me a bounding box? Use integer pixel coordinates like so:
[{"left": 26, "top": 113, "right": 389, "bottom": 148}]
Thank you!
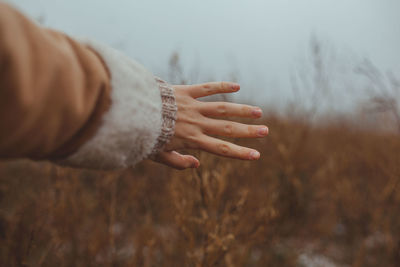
[{"left": 151, "top": 78, "right": 177, "bottom": 155}]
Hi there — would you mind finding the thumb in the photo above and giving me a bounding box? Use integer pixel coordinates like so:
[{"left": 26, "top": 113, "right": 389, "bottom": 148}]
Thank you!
[{"left": 154, "top": 151, "right": 200, "bottom": 170}]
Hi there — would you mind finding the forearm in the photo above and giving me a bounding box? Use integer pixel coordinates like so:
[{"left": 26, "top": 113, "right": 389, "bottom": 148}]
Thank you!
[{"left": 0, "top": 3, "right": 175, "bottom": 169}]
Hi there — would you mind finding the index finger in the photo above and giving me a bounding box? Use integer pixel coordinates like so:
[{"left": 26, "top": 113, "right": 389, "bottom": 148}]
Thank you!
[{"left": 182, "top": 82, "right": 240, "bottom": 98}]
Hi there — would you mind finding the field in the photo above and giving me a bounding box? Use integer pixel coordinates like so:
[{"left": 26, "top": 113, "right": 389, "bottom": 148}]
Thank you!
[{"left": 1, "top": 111, "right": 399, "bottom": 266}]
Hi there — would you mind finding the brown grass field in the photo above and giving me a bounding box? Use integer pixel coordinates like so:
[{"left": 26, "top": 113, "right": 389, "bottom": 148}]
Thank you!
[{"left": 1, "top": 112, "right": 399, "bottom": 267}]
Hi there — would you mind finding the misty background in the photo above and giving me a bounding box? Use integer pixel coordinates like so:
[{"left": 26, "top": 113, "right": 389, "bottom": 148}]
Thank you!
[{"left": 7, "top": 0, "right": 400, "bottom": 112}]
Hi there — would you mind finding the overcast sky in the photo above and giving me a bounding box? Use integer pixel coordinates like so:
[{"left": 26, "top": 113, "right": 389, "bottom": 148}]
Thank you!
[{"left": 7, "top": 0, "right": 400, "bottom": 110}]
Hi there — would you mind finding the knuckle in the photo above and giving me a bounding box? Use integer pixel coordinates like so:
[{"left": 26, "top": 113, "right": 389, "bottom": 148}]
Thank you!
[
  {"left": 243, "top": 105, "right": 251, "bottom": 115},
  {"left": 220, "top": 81, "right": 226, "bottom": 90},
  {"left": 202, "top": 84, "right": 213, "bottom": 95},
  {"left": 217, "top": 104, "right": 227, "bottom": 116},
  {"left": 178, "top": 111, "right": 200, "bottom": 125},
  {"left": 177, "top": 103, "right": 187, "bottom": 113},
  {"left": 204, "top": 87, "right": 213, "bottom": 95},
  {"left": 193, "top": 100, "right": 203, "bottom": 111},
  {"left": 184, "top": 131, "right": 202, "bottom": 148},
  {"left": 248, "top": 125, "right": 256, "bottom": 136},
  {"left": 224, "top": 123, "right": 233, "bottom": 136},
  {"left": 218, "top": 143, "right": 230, "bottom": 155},
  {"left": 248, "top": 126, "right": 262, "bottom": 137},
  {"left": 202, "top": 83, "right": 211, "bottom": 89},
  {"left": 189, "top": 131, "right": 202, "bottom": 142},
  {"left": 176, "top": 113, "right": 190, "bottom": 124},
  {"left": 176, "top": 96, "right": 191, "bottom": 111}
]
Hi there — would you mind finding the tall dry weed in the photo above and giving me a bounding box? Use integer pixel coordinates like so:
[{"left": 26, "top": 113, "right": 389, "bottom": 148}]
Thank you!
[{"left": 1, "top": 42, "right": 400, "bottom": 266}]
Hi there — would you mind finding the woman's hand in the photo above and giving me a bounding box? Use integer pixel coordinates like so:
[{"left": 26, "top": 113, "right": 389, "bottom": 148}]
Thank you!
[{"left": 153, "top": 82, "right": 268, "bottom": 170}]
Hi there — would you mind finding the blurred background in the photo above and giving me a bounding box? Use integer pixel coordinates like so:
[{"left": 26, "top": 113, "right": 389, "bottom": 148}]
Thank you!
[
  {"left": 7, "top": 0, "right": 400, "bottom": 111},
  {"left": 1, "top": 0, "right": 400, "bottom": 266}
]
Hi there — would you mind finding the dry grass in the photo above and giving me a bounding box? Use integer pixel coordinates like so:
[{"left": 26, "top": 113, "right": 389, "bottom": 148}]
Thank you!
[{"left": 1, "top": 113, "right": 399, "bottom": 267}]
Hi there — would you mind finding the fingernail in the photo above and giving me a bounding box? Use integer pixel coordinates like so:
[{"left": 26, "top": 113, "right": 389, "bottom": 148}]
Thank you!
[
  {"left": 231, "top": 83, "right": 240, "bottom": 91},
  {"left": 252, "top": 108, "right": 263, "bottom": 117},
  {"left": 257, "top": 127, "right": 269, "bottom": 136},
  {"left": 191, "top": 161, "right": 200, "bottom": 168},
  {"left": 249, "top": 151, "right": 260, "bottom": 160}
]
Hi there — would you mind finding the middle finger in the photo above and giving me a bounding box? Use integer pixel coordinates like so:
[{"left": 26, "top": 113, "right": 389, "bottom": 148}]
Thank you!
[{"left": 198, "top": 102, "right": 263, "bottom": 118}]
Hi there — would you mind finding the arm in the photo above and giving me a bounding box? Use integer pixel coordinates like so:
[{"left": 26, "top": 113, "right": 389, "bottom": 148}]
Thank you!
[
  {"left": 0, "top": 3, "right": 170, "bottom": 169},
  {"left": 0, "top": 3, "right": 268, "bottom": 170}
]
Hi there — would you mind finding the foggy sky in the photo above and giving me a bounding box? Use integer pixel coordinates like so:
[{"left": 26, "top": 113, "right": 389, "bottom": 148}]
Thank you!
[{"left": 7, "top": 0, "right": 400, "bottom": 109}]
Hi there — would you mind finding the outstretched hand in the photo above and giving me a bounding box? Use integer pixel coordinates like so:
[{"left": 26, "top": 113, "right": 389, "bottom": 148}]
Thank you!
[{"left": 153, "top": 82, "right": 268, "bottom": 170}]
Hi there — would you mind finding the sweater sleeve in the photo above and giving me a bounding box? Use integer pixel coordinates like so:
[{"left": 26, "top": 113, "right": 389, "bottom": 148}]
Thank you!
[
  {"left": 61, "top": 40, "right": 178, "bottom": 169},
  {"left": 0, "top": 3, "right": 177, "bottom": 170}
]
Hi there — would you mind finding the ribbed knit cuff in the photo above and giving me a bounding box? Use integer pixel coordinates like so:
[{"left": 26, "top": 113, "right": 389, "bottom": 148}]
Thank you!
[{"left": 151, "top": 78, "right": 177, "bottom": 155}]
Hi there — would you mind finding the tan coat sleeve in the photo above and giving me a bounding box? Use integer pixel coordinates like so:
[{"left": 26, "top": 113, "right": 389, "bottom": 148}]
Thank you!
[
  {"left": 0, "top": 3, "right": 177, "bottom": 170},
  {"left": 0, "top": 3, "right": 111, "bottom": 159}
]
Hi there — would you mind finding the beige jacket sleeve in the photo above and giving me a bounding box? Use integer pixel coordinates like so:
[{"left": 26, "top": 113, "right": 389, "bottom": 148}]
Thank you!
[{"left": 0, "top": 3, "right": 177, "bottom": 170}]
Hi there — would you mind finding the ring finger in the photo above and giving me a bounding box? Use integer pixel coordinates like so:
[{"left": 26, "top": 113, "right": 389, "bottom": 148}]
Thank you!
[
  {"left": 197, "top": 135, "right": 261, "bottom": 160},
  {"left": 200, "top": 118, "right": 269, "bottom": 138}
]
